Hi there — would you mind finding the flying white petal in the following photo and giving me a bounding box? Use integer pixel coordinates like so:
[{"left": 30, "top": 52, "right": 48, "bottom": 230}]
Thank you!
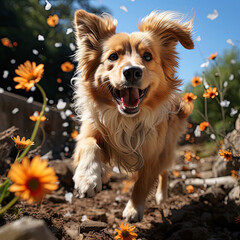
[
  {"left": 120, "top": 6, "right": 128, "bottom": 12},
  {"left": 229, "top": 74, "right": 234, "bottom": 81},
  {"left": 55, "top": 42, "right": 62, "bottom": 47},
  {"left": 207, "top": 9, "right": 218, "bottom": 20},
  {"left": 220, "top": 100, "right": 230, "bottom": 107},
  {"left": 226, "top": 38, "right": 234, "bottom": 46},
  {"left": 3, "top": 70, "right": 9, "bottom": 79},
  {"left": 200, "top": 60, "right": 209, "bottom": 68},
  {"left": 195, "top": 36, "right": 201, "bottom": 42},
  {"left": 223, "top": 81, "right": 228, "bottom": 88},
  {"left": 202, "top": 77, "right": 209, "bottom": 89},
  {"left": 230, "top": 108, "right": 238, "bottom": 117},
  {"left": 45, "top": 0, "right": 51, "bottom": 10},
  {"left": 194, "top": 125, "right": 201, "bottom": 137},
  {"left": 38, "top": 35, "right": 45, "bottom": 41},
  {"left": 66, "top": 28, "right": 73, "bottom": 35}
]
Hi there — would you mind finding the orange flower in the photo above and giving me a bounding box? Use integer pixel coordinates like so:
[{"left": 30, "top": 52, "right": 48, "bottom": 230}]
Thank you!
[
  {"left": 185, "top": 134, "right": 191, "bottom": 141},
  {"left": 184, "top": 151, "right": 192, "bottom": 162},
  {"left": 1, "top": 37, "right": 13, "bottom": 47},
  {"left": 115, "top": 222, "right": 137, "bottom": 240},
  {"left": 71, "top": 130, "right": 78, "bottom": 139},
  {"left": 29, "top": 112, "right": 46, "bottom": 122},
  {"left": 191, "top": 76, "right": 202, "bottom": 87},
  {"left": 61, "top": 61, "right": 74, "bottom": 72},
  {"left": 203, "top": 87, "right": 218, "bottom": 99},
  {"left": 183, "top": 93, "right": 197, "bottom": 103},
  {"left": 231, "top": 170, "right": 238, "bottom": 179},
  {"left": 208, "top": 52, "right": 218, "bottom": 60},
  {"left": 8, "top": 156, "right": 58, "bottom": 204},
  {"left": 47, "top": 14, "right": 59, "bottom": 27},
  {"left": 199, "top": 121, "right": 209, "bottom": 131},
  {"left": 219, "top": 149, "right": 232, "bottom": 162},
  {"left": 57, "top": 78, "right": 62, "bottom": 83},
  {"left": 172, "top": 170, "right": 180, "bottom": 178},
  {"left": 13, "top": 61, "right": 44, "bottom": 91},
  {"left": 235, "top": 215, "right": 240, "bottom": 224},
  {"left": 186, "top": 185, "right": 194, "bottom": 193},
  {"left": 12, "top": 136, "right": 34, "bottom": 151}
]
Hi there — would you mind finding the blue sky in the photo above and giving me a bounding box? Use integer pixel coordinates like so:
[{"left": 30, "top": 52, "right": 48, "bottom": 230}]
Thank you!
[{"left": 89, "top": 0, "right": 240, "bottom": 88}]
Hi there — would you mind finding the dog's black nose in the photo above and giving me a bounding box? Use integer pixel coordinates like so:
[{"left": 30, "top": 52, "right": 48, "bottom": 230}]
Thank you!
[{"left": 123, "top": 66, "right": 142, "bottom": 82}]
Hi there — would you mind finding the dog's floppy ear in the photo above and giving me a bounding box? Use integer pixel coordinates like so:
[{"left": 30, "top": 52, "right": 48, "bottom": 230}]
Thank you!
[
  {"left": 138, "top": 11, "right": 194, "bottom": 49},
  {"left": 75, "top": 10, "right": 117, "bottom": 50}
]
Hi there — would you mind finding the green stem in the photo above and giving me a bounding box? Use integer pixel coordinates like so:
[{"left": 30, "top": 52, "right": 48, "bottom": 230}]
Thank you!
[
  {"left": 0, "top": 196, "right": 19, "bottom": 215},
  {"left": 204, "top": 98, "right": 209, "bottom": 122},
  {"left": 0, "top": 180, "right": 11, "bottom": 204},
  {"left": 14, "top": 150, "right": 21, "bottom": 163},
  {"left": 17, "top": 84, "right": 47, "bottom": 162}
]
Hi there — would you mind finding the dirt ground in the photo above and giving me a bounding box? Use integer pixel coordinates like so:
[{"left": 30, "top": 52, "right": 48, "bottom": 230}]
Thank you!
[{"left": 1, "top": 146, "right": 240, "bottom": 240}]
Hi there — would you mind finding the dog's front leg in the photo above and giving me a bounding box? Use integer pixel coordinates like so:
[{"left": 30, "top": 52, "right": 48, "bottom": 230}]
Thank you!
[
  {"left": 123, "top": 163, "right": 158, "bottom": 222},
  {"left": 73, "top": 134, "right": 106, "bottom": 198}
]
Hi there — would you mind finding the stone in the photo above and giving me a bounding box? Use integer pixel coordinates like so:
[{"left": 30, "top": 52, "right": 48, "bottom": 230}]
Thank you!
[
  {"left": 200, "top": 186, "right": 226, "bottom": 205},
  {"left": 0, "top": 216, "right": 55, "bottom": 240},
  {"left": 49, "top": 159, "right": 74, "bottom": 188},
  {"left": 79, "top": 220, "right": 107, "bottom": 233},
  {"left": 225, "top": 185, "right": 240, "bottom": 204},
  {"left": 64, "top": 221, "right": 79, "bottom": 240}
]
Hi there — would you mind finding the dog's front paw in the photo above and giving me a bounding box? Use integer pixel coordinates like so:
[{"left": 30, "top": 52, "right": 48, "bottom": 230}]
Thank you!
[
  {"left": 122, "top": 200, "right": 144, "bottom": 222},
  {"left": 73, "top": 161, "right": 102, "bottom": 198}
]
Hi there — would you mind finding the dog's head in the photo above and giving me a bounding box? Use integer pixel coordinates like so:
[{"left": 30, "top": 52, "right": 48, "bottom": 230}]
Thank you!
[{"left": 74, "top": 10, "right": 194, "bottom": 116}]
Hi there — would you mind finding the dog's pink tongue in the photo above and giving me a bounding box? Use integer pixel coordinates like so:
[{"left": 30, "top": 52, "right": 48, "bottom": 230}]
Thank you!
[{"left": 120, "top": 87, "right": 139, "bottom": 107}]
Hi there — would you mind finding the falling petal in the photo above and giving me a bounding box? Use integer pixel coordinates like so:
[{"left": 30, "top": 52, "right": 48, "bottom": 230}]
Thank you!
[
  {"left": 45, "top": 106, "right": 50, "bottom": 112},
  {"left": 45, "top": 0, "right": 51, "bottom": 10},
  {"left": 30, "top": 86, "right": 36, "bottom": 92},
  {"left": 32, "top": 49, "right": 39, "bottom": 55},
  {"left": 229, "top": 74, "right": 234, "bottom": 81},
  {"left": 60, "top": 111, "right": 66, "bottom": 120},
  {"left": 194, "top": 125, "right": 201, "bottom": 137},
  {"left": 57, "top": 99, "right": 66, "bottom": 110},
  {"left": 220, "top": 100, "right": 230, "bottom": 107},
  {"left": 230, "top": 108, "right": 238, "bottom": 117},
  {"left": 38, "top": 35, "right": 45, "bottom": 41},
  {"left": 65, "top": 109, "right": 73, "bottom": 116},
  {"left": 62, "top": 122, "right": 69, "bottom": 127},
  {"left": 62, "top": 131, "right": 68, "bottom": 136},
  {"left": 54, "top": 42, "right": 62, "bottom": 48},
  {"left": 226, "top": 38, "right": 234, "bottom": 46},
  {"left": 64, "top": 146, "right": 69, "bottom": 152},
  {"left": 0, "top": 88, "right": 4, "bottom": 94},
  {"left": 120, "top": 5, "right": 128, "bottom": 12},
  {"left": 81, "top": 215, "right": 88, "bottom": 222},
  {"left": 195, "top": 36, "right": 201, "bottom": 42},
  {"left": 65, "top": 192, "right": 73, "bottom": 204},
  {"left": 27, "top": 96, "right": 34, "bottom": 103},
  {"left": 202, "top": 77, "right": 209, "bottom": 89},
  {"left": 230, "top": 59, "right": 236, "bottom": 64},
  {"left": 200, "top": 60, "right": 209, "bottom": 68},
  {"left": 58, "top": 86, "right": 64, "bottom": 92},
  {"left": 10, "top": 59, "right": 16, "bottom": 64},
  {"left": 12, "top": 108, "right": 19, "bottom": 114},
  {"left": 3, "top": 70, "right": 9, "bottom": 79},
  {"left": 207, "top": 9, "right": 218, "bottom": 20},
  {"left": 223, "top": 81, "right": 228, "bottom": 88},
  {"left": 113, "top": 166, "right": 120, "bottom": 173},
  {"left": 49, "top": 99, "right": 54, "bottom": 104},
  {"left": 66, "top": 28, "right": 73, "bottom": 35},
  {"left": 7, "top": 86, "right": 12, "bottom": 91},
  {"left": 69, "top": 43, "right": 76, "bottom": 51},
  {"left": 64, "top": 211, "right": 71, "bottom": 217},
  {"left": 210, "top": 134, "right": 216, "bottom": 140}
]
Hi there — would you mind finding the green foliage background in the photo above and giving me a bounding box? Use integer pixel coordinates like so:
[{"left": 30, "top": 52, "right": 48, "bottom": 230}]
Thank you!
[
  {"left": 0, "top": 0, "right": 109, "bottom": 102},
  {"left": 185, "top": 47, "right": 240, "bottom": 136}
]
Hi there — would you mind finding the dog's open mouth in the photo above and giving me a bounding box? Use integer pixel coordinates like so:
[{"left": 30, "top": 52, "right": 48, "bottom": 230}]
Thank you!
[{"left": 109, "top": 86, "right": 149, "bottom": 115}]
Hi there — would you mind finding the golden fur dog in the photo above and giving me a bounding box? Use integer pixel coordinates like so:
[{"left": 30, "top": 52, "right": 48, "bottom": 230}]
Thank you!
[{"left": 72, "top": 10, "right": 194, "bottom": 222}]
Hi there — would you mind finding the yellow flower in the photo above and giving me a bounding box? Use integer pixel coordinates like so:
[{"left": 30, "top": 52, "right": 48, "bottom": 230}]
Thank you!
[
  {"left": 29, "top": 112, "right": 46, "bottom": 122},
  {"left": 208, "top": 52, "right": 218, "bottom": 60},
  {"left": 71, "top": 130, "right": 78, "bottom": 139},
  {"left": 115, "top": 222, "right": 137, "bottom": 240},
  {"left": 8, "top": 156, "right": 58, "bottom": 204},
  {"left": 12, "top": 136, "right": 34, "bottom": 151},
  {"left": 191, "top": 76, "right": 202, "bottom": 87},
  {"left": 203, "top": 87, "right": 218, "bottom": 99},
  {"left": 1, "top": 37, "right": 13, "bottom": 48},
  {"left": 61, "top": 61, "right": 74, "bottom": 72},
  {"left": 184, "top": 150, "right": 192, "bottom": 162},
  {"left": 231, "top": 170, "right": 238, "bottom": 179},
  {"left": 13, "top": 61, "right": 44, "bottom": 91},
  {"left": 183, "top": 93, "right": 197, "bottom": 103},
  {"left": 47, "top": 14, "right": 59, "bottom": 27},
  {"left": 199, "top": 121, "right": 209, "bottom": 131},
  {"left": 219, "top": 149, "right": 232, "bottom": 162}
]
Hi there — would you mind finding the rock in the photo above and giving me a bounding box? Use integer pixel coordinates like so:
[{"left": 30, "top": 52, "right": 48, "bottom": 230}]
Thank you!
[
  {"left": 199, "top": 171, "right": 214, "bottom": 179},
  {"left": 225, "top": 185, "right": 240, "bottom": 204},
  {"left": 64, "top": 221, "right": 79, "bottom": 240},
  {"left": 0, "top": 216, "right": 55, "bottom": 240},
  {"left": 200, "top": 186, "right": 226, "bottom": 205},
  {"left": 49, "top": 159, "right": 74, "bottom": 188},
  {"left": 79, "top": 220, "right": 107, "bottom": 234}
]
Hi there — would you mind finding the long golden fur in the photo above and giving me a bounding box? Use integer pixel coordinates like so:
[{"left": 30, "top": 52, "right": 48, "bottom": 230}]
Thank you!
[{"left": 72, "top": 9, "right": 194, "bottom": 222}]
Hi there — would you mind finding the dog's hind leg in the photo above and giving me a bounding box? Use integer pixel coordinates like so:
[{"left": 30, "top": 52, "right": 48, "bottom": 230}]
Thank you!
[{"left": 155, "top": 171, "right": 168, "bottom": 204}]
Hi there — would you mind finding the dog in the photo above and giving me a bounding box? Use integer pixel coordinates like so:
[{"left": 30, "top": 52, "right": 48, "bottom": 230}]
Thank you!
[{"left": 72, "top": 9, "right": 194, "bottom": 222}]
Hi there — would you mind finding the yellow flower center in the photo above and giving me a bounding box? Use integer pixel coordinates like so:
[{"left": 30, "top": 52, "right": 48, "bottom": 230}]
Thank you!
[
  {"left": 28, "top": 75, "right": 36, "bottom": 81},
  {"left": 122, "top": 230, "right": 130, "bottom": 238},
  {"left": 27, "top": 178, "right": 40, "bottom": 191}
]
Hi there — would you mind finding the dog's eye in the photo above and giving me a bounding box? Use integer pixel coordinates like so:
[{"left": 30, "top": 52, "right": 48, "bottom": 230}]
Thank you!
[
  {"left": 108, "top": 53, "right": 119, "bottom": 61},
  {"left": 143, "top": 52, "right": 152, "bottom": 62}
]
